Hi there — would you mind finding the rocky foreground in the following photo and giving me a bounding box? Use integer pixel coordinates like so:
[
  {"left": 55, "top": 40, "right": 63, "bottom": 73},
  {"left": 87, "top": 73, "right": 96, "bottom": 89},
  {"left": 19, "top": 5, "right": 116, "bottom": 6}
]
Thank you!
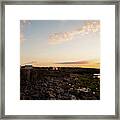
[{"left": 20, "top": 67, "right": 100, "bottom": 100}]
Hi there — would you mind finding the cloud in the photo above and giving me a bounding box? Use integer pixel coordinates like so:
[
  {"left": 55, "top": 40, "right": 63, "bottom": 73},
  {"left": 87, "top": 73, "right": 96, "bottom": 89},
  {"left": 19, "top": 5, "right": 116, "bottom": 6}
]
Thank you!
[
  {"left": 22, "top": 61, "right": 37, "bottom": 65},
  {"left": 57, "top": 60, "right": 89, "bottom": 64},
  {"left": 20, "top": 32, "right": 26, "bottom": 43},
  {"left": 48, "top": 21, "right": 100, "bottom": 44},
  {"left": 21, "top": 20, "right": 32, "bottom": 25},
  {"left": 56, "top": 60, "right": 100, "bottom": 68},
  {"left": 20, "top": 20, "right": 32, "bottom": 43}
]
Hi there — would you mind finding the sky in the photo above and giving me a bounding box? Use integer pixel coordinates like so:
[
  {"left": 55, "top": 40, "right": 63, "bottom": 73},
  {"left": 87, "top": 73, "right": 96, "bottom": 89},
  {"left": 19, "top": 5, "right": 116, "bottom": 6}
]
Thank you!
[{"left": 20, "top": 20, "right": 100, "bottom": 68}]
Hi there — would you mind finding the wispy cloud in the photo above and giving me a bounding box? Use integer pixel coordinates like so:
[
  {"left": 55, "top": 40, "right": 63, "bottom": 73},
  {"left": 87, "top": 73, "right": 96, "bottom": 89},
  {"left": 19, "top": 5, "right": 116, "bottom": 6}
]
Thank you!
[
  {"left": 21, "top": 20, "right": 31, "bottom": 27},
  {"left": 48, "top": 21, "right": 100, "bottom": 44},
  {"left": 22, "top": 61, "right": 37, "bottom": 65},
  {"left": 20, "top": 20, "right": 32, "bottom": 43},
  {"left": 57, "top": 60, "right": 88, "bottom": 64},
  {"left": 56, "top": 60, "right": 100, "bottom": 68},
  {"left": 20, "top": 32, "right": 26, "bottom": 43}
]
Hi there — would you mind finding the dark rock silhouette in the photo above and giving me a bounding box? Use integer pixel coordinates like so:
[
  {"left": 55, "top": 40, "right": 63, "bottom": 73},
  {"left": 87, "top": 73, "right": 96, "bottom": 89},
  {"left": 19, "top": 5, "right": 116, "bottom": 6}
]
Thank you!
[{"left": 20, "top": 67, "right": 100, "bottom": 100}]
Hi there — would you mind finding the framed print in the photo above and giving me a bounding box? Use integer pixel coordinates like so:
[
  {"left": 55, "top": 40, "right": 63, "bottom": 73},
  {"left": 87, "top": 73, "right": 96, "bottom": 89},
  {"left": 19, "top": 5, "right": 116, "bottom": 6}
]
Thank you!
[{"left": 0, "top": 0, "right": 119, "bottom": 119}]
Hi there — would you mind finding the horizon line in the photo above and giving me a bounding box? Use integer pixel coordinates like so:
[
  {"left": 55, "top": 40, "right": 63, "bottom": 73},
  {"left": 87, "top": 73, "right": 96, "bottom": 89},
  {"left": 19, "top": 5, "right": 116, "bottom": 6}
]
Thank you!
[{"left": 20, "top": 65, "right": 100, "bottom": 69}]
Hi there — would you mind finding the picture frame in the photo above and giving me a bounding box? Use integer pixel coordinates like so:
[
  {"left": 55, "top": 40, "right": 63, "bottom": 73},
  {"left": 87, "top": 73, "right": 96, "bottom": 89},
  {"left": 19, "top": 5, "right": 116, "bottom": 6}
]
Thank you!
[{"left": 0, "top": 0, "right": 119, "bottom": 119}]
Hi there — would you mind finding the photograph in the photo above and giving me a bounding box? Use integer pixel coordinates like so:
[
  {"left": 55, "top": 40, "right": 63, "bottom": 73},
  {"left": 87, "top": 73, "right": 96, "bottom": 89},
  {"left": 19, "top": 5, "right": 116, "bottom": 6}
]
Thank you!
[{"left": 20, "top": 20, "right": 100, "bottom": 100}]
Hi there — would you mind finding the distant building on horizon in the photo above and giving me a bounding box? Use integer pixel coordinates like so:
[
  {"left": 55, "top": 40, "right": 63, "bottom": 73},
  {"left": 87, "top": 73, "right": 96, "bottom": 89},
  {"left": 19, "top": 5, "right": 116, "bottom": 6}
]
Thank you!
[{"left": 24, "top": 64, "right": 33, "bottom": 69}]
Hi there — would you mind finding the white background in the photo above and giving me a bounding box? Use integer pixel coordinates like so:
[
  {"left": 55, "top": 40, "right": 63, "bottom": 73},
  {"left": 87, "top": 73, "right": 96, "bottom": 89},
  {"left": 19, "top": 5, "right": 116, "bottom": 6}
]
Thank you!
[{"left": 5, "top": 5, "right": 115, "bottom": 115}]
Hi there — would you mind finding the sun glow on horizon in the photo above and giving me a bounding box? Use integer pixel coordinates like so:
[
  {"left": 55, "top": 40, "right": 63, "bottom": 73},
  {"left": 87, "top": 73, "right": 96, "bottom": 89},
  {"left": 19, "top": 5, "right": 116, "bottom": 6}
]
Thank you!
[{"left": 21, "top": 59, "right": 100, "bottom": 69}]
